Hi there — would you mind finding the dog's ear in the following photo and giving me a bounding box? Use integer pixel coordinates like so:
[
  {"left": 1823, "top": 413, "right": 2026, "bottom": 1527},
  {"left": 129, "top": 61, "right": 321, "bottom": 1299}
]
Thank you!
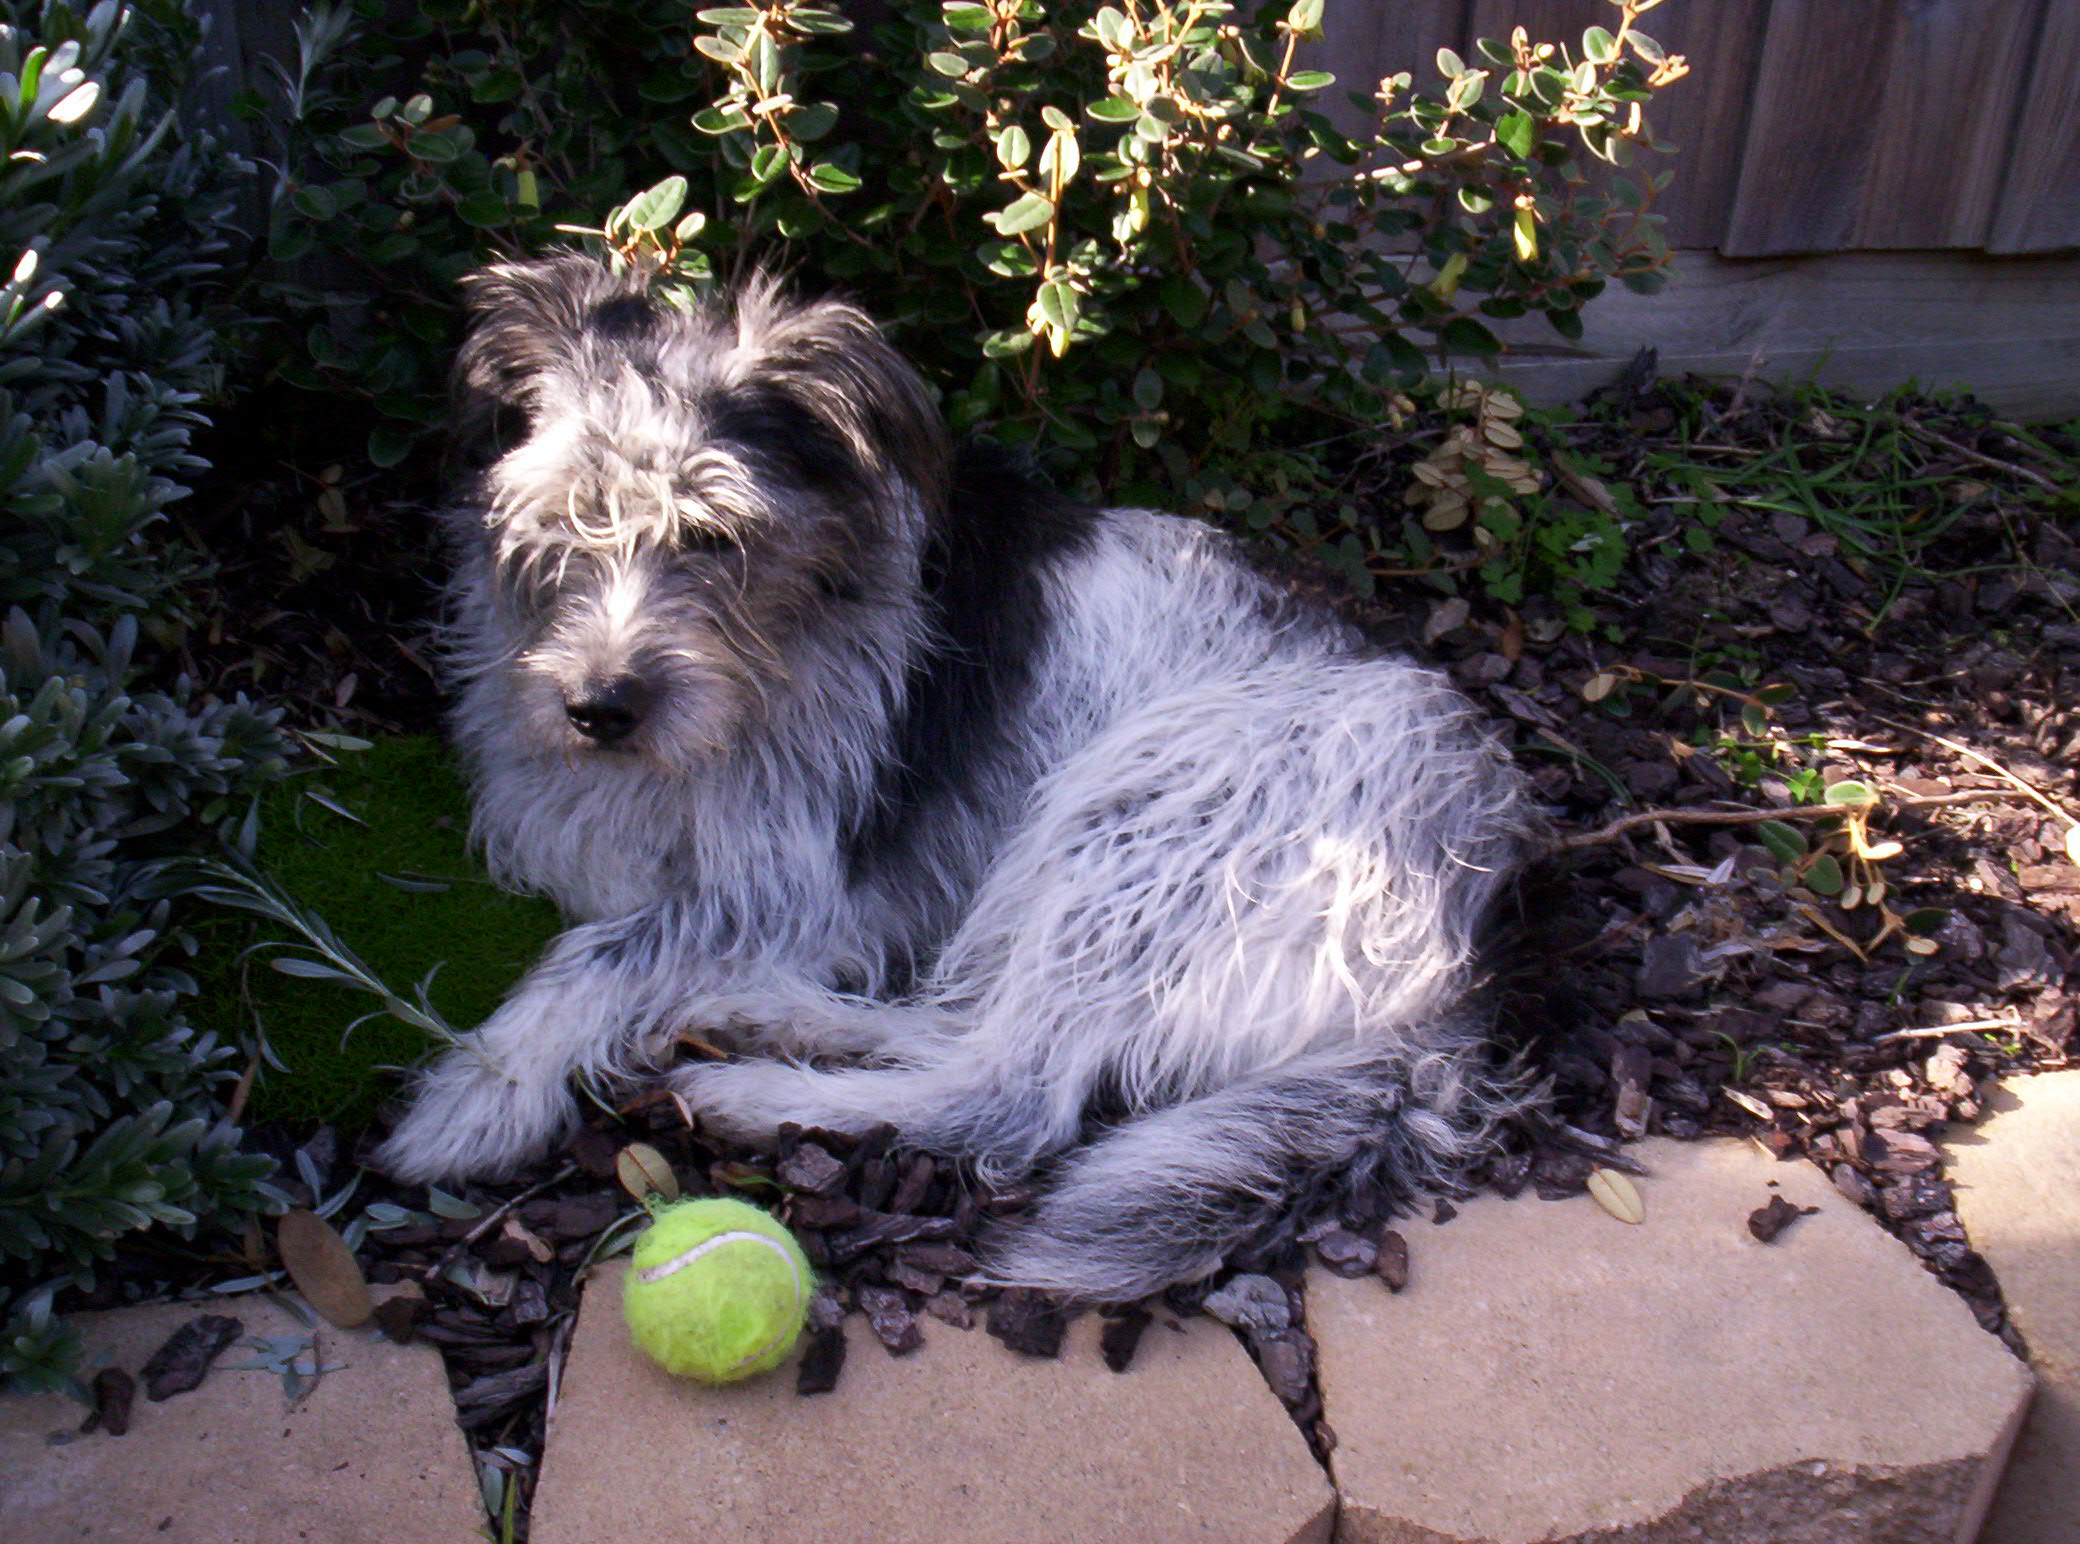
[
  {"left": 453, "top": 253, "right": 655, "bottom": 456},
  {"left": 727, "top": 278, "right": 953, "bottom": 517}
]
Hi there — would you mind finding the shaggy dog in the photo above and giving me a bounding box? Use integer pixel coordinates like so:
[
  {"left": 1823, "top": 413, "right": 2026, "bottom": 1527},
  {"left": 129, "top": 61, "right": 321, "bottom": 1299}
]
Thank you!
[{"left": 374, "top": 253, "right": 1534, "bottom": 1302}]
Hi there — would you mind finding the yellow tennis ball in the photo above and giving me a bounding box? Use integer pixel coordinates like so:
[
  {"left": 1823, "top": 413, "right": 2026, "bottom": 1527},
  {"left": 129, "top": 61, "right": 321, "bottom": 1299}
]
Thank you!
[{"left": 622, "top": 1197, "right": 813, "bottom": 1383}]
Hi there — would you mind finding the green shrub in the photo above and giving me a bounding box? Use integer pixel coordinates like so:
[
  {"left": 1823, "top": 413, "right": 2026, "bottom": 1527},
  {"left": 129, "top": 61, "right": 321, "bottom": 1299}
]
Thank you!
[
  {"left": 0, "top": 0, "right": 294, "bottom": 1390},
  {"left": 269, "top": 0, "right": 1682, "bottom": 580},
  {"left": 255, "top": 0, "right": 709, "bottom": 464}
]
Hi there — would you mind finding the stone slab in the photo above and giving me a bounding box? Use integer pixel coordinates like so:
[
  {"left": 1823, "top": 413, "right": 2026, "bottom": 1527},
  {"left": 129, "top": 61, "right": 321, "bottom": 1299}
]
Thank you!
[
  {"left": 0, "top": 1288, "right": 482, "bottom": 1543},
  {"left": 531, "top": 1260, "right": 1333, "bottom": 1544},
  {"left": 1946, "top": 1072, "right": 2080, "bottom": 1544},
  {"left": 1313, "top": 1138, "right": 2033, "bottom": 1544}
]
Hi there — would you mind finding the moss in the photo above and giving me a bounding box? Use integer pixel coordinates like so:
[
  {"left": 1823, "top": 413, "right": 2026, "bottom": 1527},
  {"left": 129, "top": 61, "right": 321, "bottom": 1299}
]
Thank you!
[{"left": 204, "top": 735, "right": 561, "bottom": 1129}]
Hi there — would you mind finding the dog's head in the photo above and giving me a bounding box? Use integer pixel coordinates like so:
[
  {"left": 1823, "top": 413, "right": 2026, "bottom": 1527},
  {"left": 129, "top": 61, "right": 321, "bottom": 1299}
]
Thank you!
[{"left": 447, "top": 253, "right": 951, "bottom": 766}]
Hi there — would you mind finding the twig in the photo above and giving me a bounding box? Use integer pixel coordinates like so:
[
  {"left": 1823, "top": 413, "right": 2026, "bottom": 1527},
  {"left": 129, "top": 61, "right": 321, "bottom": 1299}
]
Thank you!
[
  {"left": 421, "top": 1162, "right": 580, "bottom": 1283},
  {"left": 1900, "top": 422, "right": 2063, "bottom": 495},
  {"left": 1869, "top": 714, "right": 2080, "bottom": 826},
  {"left": 543, "top": 1310, "right": 576, "bottom": 1430},
  {"left": 1550, "top": 801, "right": 1845, "bottom": 852},
  {"left": 1873, "top": 1018, "right": 2023, "bottom": 1043},
  {"left": 1869, "top": 787, "right": 2010, "bottom": 809},
  {"left": 1552, "top": 787, "right": 2031, "bottom": 853}
]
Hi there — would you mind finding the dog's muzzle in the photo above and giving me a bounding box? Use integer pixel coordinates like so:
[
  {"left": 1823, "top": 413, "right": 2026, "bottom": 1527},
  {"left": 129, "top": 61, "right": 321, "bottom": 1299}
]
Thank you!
[{"left": 565, "top": 675, "right": 652, "bottom": 744}]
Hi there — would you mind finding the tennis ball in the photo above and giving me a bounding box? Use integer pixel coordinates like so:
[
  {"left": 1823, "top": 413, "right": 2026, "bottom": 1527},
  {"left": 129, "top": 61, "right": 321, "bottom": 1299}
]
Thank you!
[{"left": 623, "top": 1197, "right": 813, "bottom": 1383}]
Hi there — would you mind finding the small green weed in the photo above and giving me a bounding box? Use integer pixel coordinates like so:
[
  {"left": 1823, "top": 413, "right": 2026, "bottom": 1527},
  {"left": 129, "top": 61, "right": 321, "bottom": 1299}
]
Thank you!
[{"left": 1634, "top": 383, "right": 2058, "bottom": 627}]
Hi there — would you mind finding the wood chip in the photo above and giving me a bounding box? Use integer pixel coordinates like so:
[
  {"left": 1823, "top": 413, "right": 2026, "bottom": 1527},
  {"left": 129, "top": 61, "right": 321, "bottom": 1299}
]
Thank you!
[
  {"left": 896, "top": 1241, "right": 978, "bottom": 1276},
  {"left": 777, "top": 1142, "right": 847, "bottom": 1196},
  {"left": 85, "top": 1367, "right": 134, "bottom": 1435},
  {"left": 921, "top": 1290, "right": 975, "bottom": 1330},
  {"left": 1313, "top": 1229, "right": 1378, "bottom": 1278},
  {"left": 371, "top": 1294, "right": 425, "bottom": 1344},
  {"left": 1723, "top": 1087, "right": 1774, "bottom": 1121},
  {"left": 1746, "top": 1192, "right": 1811, "bottom": 1243},
  {"left": 140, "top": 1314, "right": 244, "bottom": 1401},
  {"left": 985, "top": 1288, "right": 1069, "bottom": 1359},
  {"left": 887, "top": 1152, "right": 937, "bottom": 1214},
  {"left": 825, "top": 1210, "right": 957, "bottom": 1262},
  {"left": 1251, "top": 1329, "right": 1315, "bottom": 1407},
  {"left": 452, "top": 1360, "right": 548, "bottom": 1429},
  {"left": 1611, "top": 1042, "right": 1654, "bottom": 1139},
  {"left": 1099, "top": 1308, "right": 1151, "bottom": 1373},
  {"left": 1375, "top": 1230, "right": 1409, "bottom": 1292},
  {"left": 857, "top": 1284, "right": 924, "bottom": 1355},
  {"left": 795, "top": 1324, "right": 847, "bottom": 1394}
]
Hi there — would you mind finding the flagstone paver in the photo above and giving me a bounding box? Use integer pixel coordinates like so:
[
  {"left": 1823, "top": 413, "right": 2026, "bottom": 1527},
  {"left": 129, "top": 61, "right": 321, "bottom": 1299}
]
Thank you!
[
  {"left": 0, "top": 1287, "right": 482, "bottom": 1543},
  {"left": 1312, "top": 1137, "right": 2032, "bottom": 1544},
  {"left": 530, "top": 1259, "right": 1333, "bottom": 1544},
  {"left": 1946, "top": 1071, "right": 2080, "bottom": 1544}
]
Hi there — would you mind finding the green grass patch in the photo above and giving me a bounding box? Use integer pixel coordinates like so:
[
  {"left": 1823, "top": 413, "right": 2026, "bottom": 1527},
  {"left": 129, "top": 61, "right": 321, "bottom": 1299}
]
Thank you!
[{"left": 201, "top": 735, "right": 560, "bottom": 1129}]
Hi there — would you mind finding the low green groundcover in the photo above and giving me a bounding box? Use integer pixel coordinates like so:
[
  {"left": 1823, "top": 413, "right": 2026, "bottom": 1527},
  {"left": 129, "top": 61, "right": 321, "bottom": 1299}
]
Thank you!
[{"left": 203, "top": 735, "right": 561, "bottom": 1128}]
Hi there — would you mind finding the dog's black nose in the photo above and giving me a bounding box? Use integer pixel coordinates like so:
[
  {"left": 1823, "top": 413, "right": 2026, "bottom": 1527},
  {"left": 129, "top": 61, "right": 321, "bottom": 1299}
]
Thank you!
[{"left": 565, "top": 676, "right": 651, "bottom": 743}]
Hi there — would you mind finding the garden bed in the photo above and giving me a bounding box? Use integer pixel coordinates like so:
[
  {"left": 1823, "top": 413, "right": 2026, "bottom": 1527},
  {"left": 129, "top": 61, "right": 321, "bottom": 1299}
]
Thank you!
[{"left": 163, "top": 368, "right": 2079, "bottom": 1526}]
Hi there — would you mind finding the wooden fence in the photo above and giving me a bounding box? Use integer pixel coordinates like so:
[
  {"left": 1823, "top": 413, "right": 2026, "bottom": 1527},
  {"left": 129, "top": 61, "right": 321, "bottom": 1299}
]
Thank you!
[
  {"left": 1320, "top": 0, "right": 2080, "bottom": 254},
  {"left": 1316, "top": 0, "right": 2080, "bottom": 414}
]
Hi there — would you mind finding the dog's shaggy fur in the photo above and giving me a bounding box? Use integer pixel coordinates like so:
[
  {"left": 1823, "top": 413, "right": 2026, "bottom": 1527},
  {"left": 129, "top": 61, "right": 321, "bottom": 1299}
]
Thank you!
[{"left": 374, "top": 253, "right": 1536, "bottom": 1303}]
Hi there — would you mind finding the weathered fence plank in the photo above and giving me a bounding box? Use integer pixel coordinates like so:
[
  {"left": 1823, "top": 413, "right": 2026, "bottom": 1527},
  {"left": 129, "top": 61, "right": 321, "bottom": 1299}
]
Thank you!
[
  {"left": 1616, "top": 0, "right": 1767, "bottom": 253},
  {"left": 1988, "top": 1, "right": 2080, "bottom": 252},
  {"left": 1854, "top": 0, "right": 2041, "bottom": 250},
  {"left": 1721, "top": 0, "right": 1898, "bottom": 256}
]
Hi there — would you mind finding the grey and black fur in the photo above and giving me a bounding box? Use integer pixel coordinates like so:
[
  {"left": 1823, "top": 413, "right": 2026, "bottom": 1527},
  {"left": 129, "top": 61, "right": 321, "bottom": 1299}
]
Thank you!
[{"left": 375, "top": 253, "right": 1536, "bottom": 1303}]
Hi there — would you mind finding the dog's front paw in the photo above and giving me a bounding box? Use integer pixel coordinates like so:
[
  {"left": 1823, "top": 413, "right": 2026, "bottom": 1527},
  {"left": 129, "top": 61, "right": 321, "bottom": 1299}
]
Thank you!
[
  {"left": 664, "top": 1060, "right": 771, "bottom": 1146},
  {"left": 664, "top": 1059, "right": 857, "bottom": 1147},
  {"left": 373, "top": 1044, "right": 575, "bottom": 1184}
]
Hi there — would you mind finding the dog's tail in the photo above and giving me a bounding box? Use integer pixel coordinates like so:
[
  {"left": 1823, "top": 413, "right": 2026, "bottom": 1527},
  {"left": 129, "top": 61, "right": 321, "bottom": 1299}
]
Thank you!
[{"left": 982, "top": 1029, "right": 1531, "bottom": 1304}]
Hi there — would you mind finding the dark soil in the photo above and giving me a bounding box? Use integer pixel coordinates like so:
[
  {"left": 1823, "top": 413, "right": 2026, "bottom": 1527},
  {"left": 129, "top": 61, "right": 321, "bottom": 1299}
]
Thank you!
[{"left": 162, "top": 373, "right": 2076, "bottom": 1532}]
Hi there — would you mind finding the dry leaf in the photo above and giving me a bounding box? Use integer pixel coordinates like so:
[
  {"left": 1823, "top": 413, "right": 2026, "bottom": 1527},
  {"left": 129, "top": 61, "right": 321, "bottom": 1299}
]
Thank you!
[
  {"left": 1587, "top": 1167, "right": 1644, "bottom": 1224},
  {"left": 615, "top": 1141, "right": 679, "bottom": 1202},
  {"left": 1582, "top": 672, "right": 1618, "bottom": 702},
  {"left": 1556, "top": 465, "right": 1619, "bottom": 514},
  {"left": 1422, "top": 496, "right": 1469, "bottom": 532},
  {"left": 276, "top": 1209, "right": 373, "bottom": 1328}
]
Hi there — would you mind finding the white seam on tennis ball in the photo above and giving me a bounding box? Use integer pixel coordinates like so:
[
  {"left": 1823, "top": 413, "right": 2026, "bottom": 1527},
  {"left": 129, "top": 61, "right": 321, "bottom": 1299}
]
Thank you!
[{"left": 637, "top": 1229, "right": 807, "bottom": 1372}]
